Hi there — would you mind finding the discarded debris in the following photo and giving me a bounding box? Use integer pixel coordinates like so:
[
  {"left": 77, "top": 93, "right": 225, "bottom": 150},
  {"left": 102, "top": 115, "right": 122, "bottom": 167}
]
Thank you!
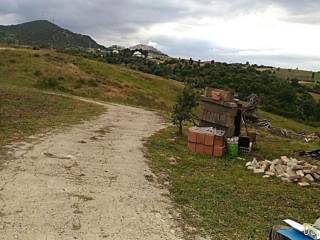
[
  {"left": 246, "top": 156, "right": 320, "bottom": 186},
  {"left": 256, "top": 119, "right": 320, "bottom": 142},
  {"left": 299, "top": 149, "right": 320, "bottom": 160}
]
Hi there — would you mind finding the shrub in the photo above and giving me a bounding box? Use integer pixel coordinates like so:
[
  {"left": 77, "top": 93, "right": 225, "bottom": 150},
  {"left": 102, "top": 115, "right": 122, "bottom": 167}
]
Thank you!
[
  {"left": 36, "top": 77, "right": 60, "bottom": 89},
  {"left": 34, "top": 70, "right": 42, "bottom": 77},
  {"left": 87, "top": 79, "right": 98, "bottom": 87}
]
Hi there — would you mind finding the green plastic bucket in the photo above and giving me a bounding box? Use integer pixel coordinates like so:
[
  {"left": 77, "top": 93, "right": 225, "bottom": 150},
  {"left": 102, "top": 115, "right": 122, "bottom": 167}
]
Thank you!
[{"left": 228, "top": 143, "right": 239, "bottom": 157}]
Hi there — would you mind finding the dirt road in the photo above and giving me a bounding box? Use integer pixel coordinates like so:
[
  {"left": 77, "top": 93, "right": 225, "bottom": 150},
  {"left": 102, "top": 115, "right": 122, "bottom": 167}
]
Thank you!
[{"left": 0, "top": 101, "right": 185, "bottom": 240}]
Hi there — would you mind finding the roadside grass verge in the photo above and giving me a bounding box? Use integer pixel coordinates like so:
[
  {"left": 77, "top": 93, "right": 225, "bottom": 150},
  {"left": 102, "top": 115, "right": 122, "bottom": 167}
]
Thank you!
[
  {"left": 0, "top": 86, "right": 104, "bottom": 148},
  {"left": 145, "top": 127, "right": 320, "bottom": 240}
]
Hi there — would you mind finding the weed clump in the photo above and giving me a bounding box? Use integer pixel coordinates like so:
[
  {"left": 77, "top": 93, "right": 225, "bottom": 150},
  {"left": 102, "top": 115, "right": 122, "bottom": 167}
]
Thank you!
[{"left": 35, "top": 77, "right": 60, "bottom": 89}]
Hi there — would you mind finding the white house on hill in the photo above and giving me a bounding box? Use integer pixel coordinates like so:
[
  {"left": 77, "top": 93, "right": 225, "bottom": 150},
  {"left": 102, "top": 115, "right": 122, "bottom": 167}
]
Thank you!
[{"left": 133, "top": 51, "right": 144, "bottom": 58}]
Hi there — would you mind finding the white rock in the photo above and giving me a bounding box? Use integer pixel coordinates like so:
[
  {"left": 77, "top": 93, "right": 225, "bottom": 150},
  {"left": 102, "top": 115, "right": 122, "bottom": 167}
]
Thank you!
[
  {"left": 266, "top": 171, "right": 275, "bottom": 176},
  {"left": 281, "top": 156, "right": 290, "bottom": 164},
  {"left": 298, "top": 182, "right": 310, "bottom": 187},
  {"left": 246, "top": 162, "right": 252, "bottom": 167},
  {"left": 275, "top": 165, "right": 285, "bottom": 175},
  {"left": 253, "top": 168, "right": 265, "bottom": 174},
  {"left": 305, "top": 174, "right": 315, "bottom": 182},
  {"left": 252, "top": 158, "right": 258, "bottom": 168},
  {"left": 281, "top": 177, "right": 291, "bottom": 183},
  {"left": 263, "top": 175, "right": 270, "bottom": 179},
  {"left": 292, "top": 165, "right": 304, "bottom": 171},
  {"left": 312, "top": 173, "right": 320, "bottom": 180},
  {"left": 303, "top": 169, "right": 312, "bottom": 174},
  {"left": 296, "top": 170, "right": 305, "bottom": 177},
  {"left": 273, "top": 159, "right": 281, "bottom": 165}
]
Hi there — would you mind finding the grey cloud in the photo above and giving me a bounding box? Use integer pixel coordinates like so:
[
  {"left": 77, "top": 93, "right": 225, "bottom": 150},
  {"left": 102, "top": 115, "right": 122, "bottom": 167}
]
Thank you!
[
  {"left": 146, "top": 35, "right": 320, "bottom": 71},
  {"left": 0, "top": 0, "right": 319, "bottom": 70}
]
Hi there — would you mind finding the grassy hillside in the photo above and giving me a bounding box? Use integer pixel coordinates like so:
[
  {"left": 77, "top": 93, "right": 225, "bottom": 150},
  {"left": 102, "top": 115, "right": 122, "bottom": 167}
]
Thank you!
[
  {"left": 259, "top": 67, "right": 320, "bottom": 83},
  {"left": 0, "top": 48, "right": 182, "bottom": 111},
  {"left": 0, "top": 86, "right": 104, "bottom": 149},
  {"left": 258, "top": 110, "right": 319, "bottom": 133},
  {"left": 0, "top": 20, "right": 103, "bottom": 49},
  {"left": 310, "top": 92, "right": 320, "bottom": 103}
]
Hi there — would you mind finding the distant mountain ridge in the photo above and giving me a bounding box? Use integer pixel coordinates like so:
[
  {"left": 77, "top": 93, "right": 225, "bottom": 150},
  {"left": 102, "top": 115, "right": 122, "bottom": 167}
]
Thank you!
[
  {"left": 0, "top": 20, "right": 104, "bottom": 49},
  {"left": 129, "top": 44, "right": 166, "bottom": 56}
]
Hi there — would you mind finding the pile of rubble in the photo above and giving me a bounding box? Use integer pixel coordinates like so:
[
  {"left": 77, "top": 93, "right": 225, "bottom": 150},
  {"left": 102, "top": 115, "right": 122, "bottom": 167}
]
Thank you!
[
  {"left": 246, "top": 156, "right": 320, "bottom": 187},
  {"left": 255, "top": 119, "right": 320, "bottom": 143}
]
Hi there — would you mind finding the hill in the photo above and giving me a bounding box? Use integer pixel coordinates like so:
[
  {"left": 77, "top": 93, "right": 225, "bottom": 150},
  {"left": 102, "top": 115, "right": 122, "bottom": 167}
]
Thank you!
[
  {"left": 0, "top": 48, "right": 182, "bottom": 111},
  {"left": 100, "top": 54, "right": 320, "bottom": 126},
  {"left": 129, "top": 44, "right": 167, "bottom": 56},
  {"left": 0, "top": 20, "right": 103, "bottom": 49},
  {"left": 257, "top": 66, "right": 320, "bottom": 83}
]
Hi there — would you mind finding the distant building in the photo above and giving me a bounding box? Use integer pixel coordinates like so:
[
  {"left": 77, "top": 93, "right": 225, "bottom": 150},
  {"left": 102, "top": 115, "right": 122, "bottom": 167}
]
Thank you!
[{"left": 133, "top": 51, "right": 144, "bottom": 58}]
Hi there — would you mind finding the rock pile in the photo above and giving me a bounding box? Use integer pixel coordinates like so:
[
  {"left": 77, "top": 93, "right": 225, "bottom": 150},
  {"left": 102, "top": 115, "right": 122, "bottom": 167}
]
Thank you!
[{"left": 246, "top": 156, "right": 320, "bottom": 187}]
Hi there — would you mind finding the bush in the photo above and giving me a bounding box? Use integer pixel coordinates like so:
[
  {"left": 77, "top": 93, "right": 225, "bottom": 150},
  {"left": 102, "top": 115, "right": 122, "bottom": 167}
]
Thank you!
[
  {"left": 34, "top": 70, "right": 42, "bottom": 77},
  {"left": 87, "top": 79, "right": 98, "bottom": 87},
  {"left": 36, "top": 78, "right": 60, "bottom": 89}
]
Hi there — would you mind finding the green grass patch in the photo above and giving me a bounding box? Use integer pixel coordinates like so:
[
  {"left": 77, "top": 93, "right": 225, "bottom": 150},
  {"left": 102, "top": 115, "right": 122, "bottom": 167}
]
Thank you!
[
  {"left": 0, "top": 86, "right": 104, "bottom": 148},
  {"left": 258, "top": 110, "right": 319, "bottom": 134},
  {"left": 274, "top": 68, "right": 320, "bottom": 82},
  {"left": 310, "top": 92, "right": 320, "bottom": 103},
  {"left": 0, "top": 48, "right": 182, "bottom": 111},
  {"left": 145, "top": 127, "right": 320, "bottom": 240}
]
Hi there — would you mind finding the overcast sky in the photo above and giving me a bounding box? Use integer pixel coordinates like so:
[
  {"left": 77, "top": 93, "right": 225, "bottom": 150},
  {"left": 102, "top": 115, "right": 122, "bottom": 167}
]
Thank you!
[{"left": 1, "top": 0, "right": 320, "bottom": 71}]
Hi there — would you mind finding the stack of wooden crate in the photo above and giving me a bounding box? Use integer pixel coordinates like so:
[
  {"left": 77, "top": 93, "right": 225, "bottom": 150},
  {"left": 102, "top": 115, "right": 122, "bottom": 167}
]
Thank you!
[{"left": 187, "top": 127, "right": 225, "bottom": 157}]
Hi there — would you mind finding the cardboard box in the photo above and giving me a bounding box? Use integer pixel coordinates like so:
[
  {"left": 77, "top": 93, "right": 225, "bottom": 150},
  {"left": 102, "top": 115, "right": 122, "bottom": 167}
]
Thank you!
[
  {"left": 196, "top": 144, "right": 204, "bottom": 154},
  {"left": 188, "top": 142, "right": 196, "bottom": 152},
  {"left": 203, "top": 145, "right": 214, "bottom": 156},
  {"left": 204, "top": 134, "right": 214, "bottom": 146},
  {"left": 214, "top": 146, "right": 225, "bottom": 157},
  {"left": 188, "top": 129, "right": 197, "bottom": 143}
]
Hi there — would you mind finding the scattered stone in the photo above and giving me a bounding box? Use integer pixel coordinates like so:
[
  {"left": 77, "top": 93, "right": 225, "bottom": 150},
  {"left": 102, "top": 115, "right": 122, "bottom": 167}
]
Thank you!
[
  {"left": 305, "top": 174, "right": 315, "bottom": 182},
  {"left": 251, "top": 158, "right": 258, "bottom": 168},
  {"left": 246, "top": 156, "right": 320, "bottom": 186},
  {"left": 275, "top": 165, "right": 285, "bottom": 175},
  {"left": 312, "top": 173, "right": 320, "bottom": 180},
  {"left": 168, "top": 157, "right": 178, "bottom": 166},
  {"left": 303, "top": 169, "right": 312, "bottom": 174},
  {"left": 298, "top": 182, "right": 310, "bottom": 187},
  {"left": 253, "top": 168, "right": 265, "bottom": 174},
  {"left": 281, "top": 177, "right": 291, "bottom": 183},
  {"left": 265, "top": 171, "right": 275, "bottom": 176},
  {"left": 296, "top": 170, "right": 305, "bottom": 177}
]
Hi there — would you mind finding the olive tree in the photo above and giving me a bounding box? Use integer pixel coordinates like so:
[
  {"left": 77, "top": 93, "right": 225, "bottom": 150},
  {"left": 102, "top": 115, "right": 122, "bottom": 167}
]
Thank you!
[{"left": 171, "top": 86, "right": 197, "bottom": 135}]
